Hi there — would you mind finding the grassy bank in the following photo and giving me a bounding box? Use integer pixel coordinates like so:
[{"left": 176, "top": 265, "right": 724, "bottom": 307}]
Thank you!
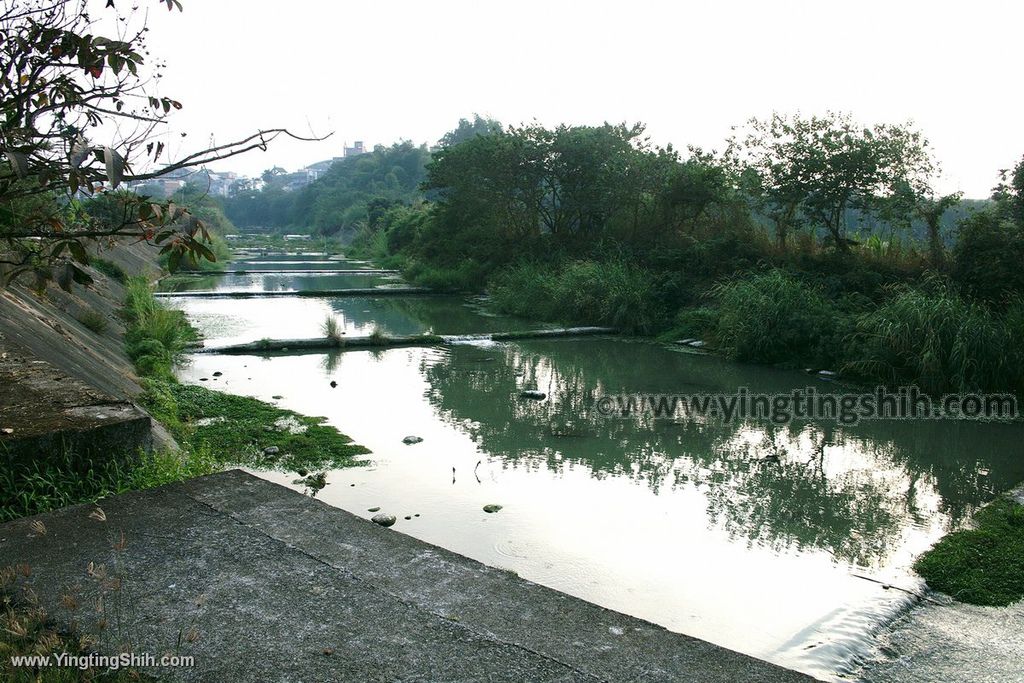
[
  {"left": 915, "top": 496, "right": 1024, "bottom": 606},
  {"left": 482, "top": 258, "right": 1024, "bottom": 395},
  {"left": 125, "top": 276, "right": 368, "bottom": 486}
]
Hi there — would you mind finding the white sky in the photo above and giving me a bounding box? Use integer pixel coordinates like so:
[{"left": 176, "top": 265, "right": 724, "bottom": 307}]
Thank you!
[{"left": 137, "top": 0, "right": 1023, "bottom": 197}]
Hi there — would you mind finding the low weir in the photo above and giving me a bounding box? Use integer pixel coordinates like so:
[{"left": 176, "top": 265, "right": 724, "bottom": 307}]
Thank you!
[
  {"left": 169, "top": 269, "right": 400, "bottom": 276},
  {"left": 155, "top": 287, "right": 432, "bottom": 299},
  {"left": 198, "top": 326, "right": 616, "bottom": 355}
]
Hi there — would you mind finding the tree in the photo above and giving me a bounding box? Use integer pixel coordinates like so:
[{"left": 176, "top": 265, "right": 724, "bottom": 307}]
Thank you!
[
  {"left": 437, "top": 114, "right": 503, "bottom": 148},
  {"left": 730, "top": 113, "right": 936, "bottom": 251},
  {"left": 993, "top": 154, "right": 1024, "bottom": 227},
  {"left": 952, "top": 155, "right": 1024, "bottom": 303},
  {"left": 728, "top": 117, "right": 808, "bottom": 248},
  {"left": 916, "top": 192, "right": 961, "bottom": 268},
  {"left": 0, "top": 0, "right": 316, "bottom": 288},
  {"left": 656, "top": 150, "right": 734, "bottom": 237}
]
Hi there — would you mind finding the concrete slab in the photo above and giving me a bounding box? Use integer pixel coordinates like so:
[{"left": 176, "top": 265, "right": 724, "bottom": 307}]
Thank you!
[
  {"left": 0, "top": 470, "right": 815, "bottom": 682},
  {"left": 0, "top": 341, "right": 154, "bottom": 464}
]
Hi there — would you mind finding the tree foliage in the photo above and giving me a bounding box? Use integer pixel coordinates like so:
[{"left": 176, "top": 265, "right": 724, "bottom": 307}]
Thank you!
[
  {"left": 728, "top": 112, "right": 937, "bottom": 249},
  {"left": 224, "top": 142, "right": 430, "bottom": 235},
  {"left": 0, "top": 0, "right": 311, "bottom": 289}
]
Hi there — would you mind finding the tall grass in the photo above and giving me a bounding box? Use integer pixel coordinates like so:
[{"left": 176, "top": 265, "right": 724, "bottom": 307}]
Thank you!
[
  {"left": 322, "top": 314, "right": 342, "bottom": 343},
  {"left": 123, "top": 277, "right": 199, "bottom": 381},
  {"left": 489, "top": 259, "right": 667, "bottom": 334},
  {"left": 0, "top": 446, "right": 216, "bottom": 523},
  {"left": 846, "top": 283, "right": 1023, "bottom": 393},
  {"left": 712, "top": 269, "right": 841, "bottom": 365}
]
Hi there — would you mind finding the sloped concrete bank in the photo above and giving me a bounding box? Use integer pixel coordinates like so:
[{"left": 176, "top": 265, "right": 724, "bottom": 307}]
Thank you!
[
  {"left": 0, "top": 470, "right": 816, "bottom": 683},
  {"left": 0, "top": 241, "right": 172, "bottom": 460}
]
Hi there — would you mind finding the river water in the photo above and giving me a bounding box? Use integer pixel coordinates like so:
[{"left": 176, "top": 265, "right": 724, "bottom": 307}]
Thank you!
[{"left": 164, "top": 253, "right": 1024, "bottom": 681}]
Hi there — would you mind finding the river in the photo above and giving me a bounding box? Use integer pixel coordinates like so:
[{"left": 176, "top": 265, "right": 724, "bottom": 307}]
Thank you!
[{"left": 162, "top": 252, "right": 1024, "bottom": 681}]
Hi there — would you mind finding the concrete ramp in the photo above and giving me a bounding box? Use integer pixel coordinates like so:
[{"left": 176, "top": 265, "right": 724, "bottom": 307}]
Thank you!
[{"left": 0, "top": 470, "right": 815, "bottom": 682}]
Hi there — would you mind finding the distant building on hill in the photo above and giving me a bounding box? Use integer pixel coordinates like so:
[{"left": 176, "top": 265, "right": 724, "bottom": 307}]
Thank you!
[{"left": 343, "top": 141, "right": 366, "bottom": 157}]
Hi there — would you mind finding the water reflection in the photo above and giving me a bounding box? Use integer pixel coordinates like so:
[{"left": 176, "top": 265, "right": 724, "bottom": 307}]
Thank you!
[{"left": 421, "top": 339, "right": 1024, "bottom": 569}]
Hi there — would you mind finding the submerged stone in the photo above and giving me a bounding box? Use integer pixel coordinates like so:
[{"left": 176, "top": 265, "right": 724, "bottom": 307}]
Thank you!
[
  {"left": 402, "top": 435, "right": 423, "bottom": 445},
  {"left": 519, "top": 390, "right": 546, "bottom": 400},
  {"left": 483, "top": 504, "right": 503, "bottom": 513},
  {"left": 367, "top": 507, "right": 380, "bottom": 512}
]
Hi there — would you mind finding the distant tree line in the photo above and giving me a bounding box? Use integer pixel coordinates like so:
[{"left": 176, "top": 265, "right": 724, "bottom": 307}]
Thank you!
[{"left": 223, "top": 142, "right": 431, "bottom": 237}]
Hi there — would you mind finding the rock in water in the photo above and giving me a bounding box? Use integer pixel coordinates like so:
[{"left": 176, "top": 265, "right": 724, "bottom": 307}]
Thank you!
[
  {"left": 402, "top": 435, "right": 423, "bottom": 445},
  {"left": 212, "top": 371, "right": 223, "bottom": 377},
  {"left": 483, "top": 504, "right": 503, "bottom": 513},
  {"left": 519, "top": 390, "right": 546, "bottom": 400},
  {"left": 367, "top": 506, "right": 380, "bottom": 512},
  {"left": 330, "top": 380, "right": 337, "bottom": 388},
  {"left": 371, "top": 513, "right": 396, "bottom": 527}
]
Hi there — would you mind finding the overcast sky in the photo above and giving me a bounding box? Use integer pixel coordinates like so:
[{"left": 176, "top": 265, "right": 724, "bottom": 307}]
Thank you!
[{"left": 138, "top": 0, "right": 1023, "bottom": 197}]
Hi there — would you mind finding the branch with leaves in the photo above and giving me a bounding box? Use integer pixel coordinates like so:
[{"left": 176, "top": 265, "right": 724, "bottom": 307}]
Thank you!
[{"left": 0, "top": 0, "right": 327, "bottom": 291}]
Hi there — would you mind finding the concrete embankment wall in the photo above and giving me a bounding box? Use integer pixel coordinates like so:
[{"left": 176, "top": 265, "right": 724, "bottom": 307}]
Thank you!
[{"left": 0, "top": 241, "right": 172, "bottom": 457}]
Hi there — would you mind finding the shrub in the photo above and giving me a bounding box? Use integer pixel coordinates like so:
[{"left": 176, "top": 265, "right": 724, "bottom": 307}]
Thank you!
[
  {"left": 952, "top": 211, "right": 1024, "bottom": 304},
  {"left": 76, "top": 308, "right": 108, "bottom": 334},
  {"left": 665, "top": 306, "right": 720, "bottom": 341},
  {"left": 489, "top": 259, "right": 668, "bottom": 334},
  {"left": 404, "top": 258, "right": 488, "bottom": 291},
  {"left": 92, "top": 257, "right": 127, "bottom": 282},
  {"left": 712, "top": 269, "right": 839, "bottom": 365}
]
